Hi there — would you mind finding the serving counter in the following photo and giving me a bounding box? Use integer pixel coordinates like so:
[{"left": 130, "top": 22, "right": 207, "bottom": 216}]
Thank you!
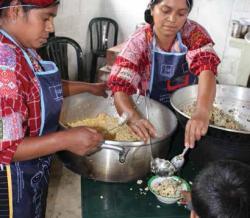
[
  {"left": 81, "top": 161, "right": 198, "bottom": 218},
  {"left": 80, "top": 131, "right": 200, "bottom": 218}
]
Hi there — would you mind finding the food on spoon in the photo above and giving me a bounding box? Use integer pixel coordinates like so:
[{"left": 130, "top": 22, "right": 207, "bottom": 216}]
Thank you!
[
  {"left": 182, "top": 104, "right": 243, "bottom": 130},
  {"left": 68, "top": 113, "right": 140, "bottom": 141}
]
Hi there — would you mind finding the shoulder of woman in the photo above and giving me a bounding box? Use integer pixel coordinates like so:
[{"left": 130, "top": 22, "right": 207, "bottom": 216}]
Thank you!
[
  {"left": 119, "top": 24, "right": 152, "bottom": 59},
  {"left": 0, "top": 41, "right": 33, "bottom": 79},
  {"left": 0, "top": 42, "right": 19, "bottom": 70},
  {"left": 125, "top": 24, "right": 152, "bottom": 45},
  {"left": 181, "top": 19, "right": 214, "bottom": 49}
]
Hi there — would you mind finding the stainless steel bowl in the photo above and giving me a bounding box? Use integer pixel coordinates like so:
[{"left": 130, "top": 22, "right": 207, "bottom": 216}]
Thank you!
[
  {"left": 170, "top": 84, "right": 250, "bottom": 134},
  {"left": 170, "top": 84, "right": 250, "bottom": 166}
]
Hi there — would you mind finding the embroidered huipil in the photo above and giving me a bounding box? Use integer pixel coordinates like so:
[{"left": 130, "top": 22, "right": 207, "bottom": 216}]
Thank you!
[
  {"left": 108, "top": 19, "right": 221, "bottom": 95},
  {"left": 0, "top": 34, "right": 42, "bottom": 164}
]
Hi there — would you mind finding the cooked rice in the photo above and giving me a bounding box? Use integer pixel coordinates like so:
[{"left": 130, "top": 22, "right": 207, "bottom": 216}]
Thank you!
[
  {"left": 182, "top": 104, "right": 243, "bottom": 130},
  {"left": 152, "top": 178, "right": 183, "bottom": 198},
  {"left": 68, "top": 113, "right": 140, "bottom": 141}
]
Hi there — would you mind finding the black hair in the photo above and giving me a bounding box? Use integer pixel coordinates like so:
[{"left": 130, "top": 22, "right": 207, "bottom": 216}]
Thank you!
[
  {"left": 144, "top": 0, "right": 193, "bottom": 25},
  {"left": 191, "top": 160, "right": 250, "bottom": 218}
]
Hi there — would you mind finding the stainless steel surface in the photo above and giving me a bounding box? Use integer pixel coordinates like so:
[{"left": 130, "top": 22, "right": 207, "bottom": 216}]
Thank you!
[
  {"left": 151, "top": 158, "right": 176, "bottom": 177},
  {"left": 170, "top": 147, "right": 189, "bottom": 170},
  {"left": 59, "top": 92, "right": 178, "bottom": 182},
  {"left": 231, "top": 20, "right": 242, "bottom": 38},
  {"left": 151, "top": 147, "right": 189, "bottom": 176},
  {"left": 170, "top": 84, "right": 250, "bottom": 134},
  {"left": 239, "top": 18, "right": 250, "bottom": 38}
]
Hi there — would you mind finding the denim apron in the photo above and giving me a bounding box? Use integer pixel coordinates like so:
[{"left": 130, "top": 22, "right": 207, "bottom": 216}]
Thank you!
[
  {"left": 0, "top": 30, "right": 63, "bottom": 218},
  {"left": 149, "top": 32, "right": 196, "bottom": 107}
]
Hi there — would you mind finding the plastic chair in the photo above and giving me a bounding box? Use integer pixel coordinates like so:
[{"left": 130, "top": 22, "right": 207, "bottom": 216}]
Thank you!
[
  {"left": 88, "top": 17, "right": 119, "bottom": 82},
  {"left": 46, "top": 36, "right": 86, "bottom": 81}
]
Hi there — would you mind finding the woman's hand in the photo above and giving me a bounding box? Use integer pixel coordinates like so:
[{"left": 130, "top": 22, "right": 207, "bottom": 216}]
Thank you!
[
  {"left": 185, "top": 110, "right": 209, "bottom": 148},
  {"left": 89, "top": 82, "right": 108, "bottom": 97},
  {"left": 128, "top": 118, "right": 157, "bottom": 142},
  {"left": 63, "top": 126, "right": 104, "bottom": 155},
  {"left": 184, "top": 70, "right": 216, "bottom": 148}
]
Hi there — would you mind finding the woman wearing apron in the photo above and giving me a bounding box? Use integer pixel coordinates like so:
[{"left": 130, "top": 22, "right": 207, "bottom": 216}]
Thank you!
[
  {"left": 108, "top": 0, "right": 220, "bottom": 149},
  {"left": 0, "top": 1, "right": 105, "bottom": 217}
]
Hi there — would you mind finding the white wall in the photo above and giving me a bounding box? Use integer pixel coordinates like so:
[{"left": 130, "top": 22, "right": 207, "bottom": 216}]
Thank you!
[{"left": 54, "top": 0, "right": 250, "bottom": 84}]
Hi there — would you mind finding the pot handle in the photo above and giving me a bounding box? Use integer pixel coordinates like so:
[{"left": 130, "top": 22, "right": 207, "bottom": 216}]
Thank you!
[{"left": 101, "top": 144, "right": 130, "bottom": 163}]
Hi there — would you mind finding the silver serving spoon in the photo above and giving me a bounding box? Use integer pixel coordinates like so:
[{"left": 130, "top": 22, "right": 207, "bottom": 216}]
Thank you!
[
  {"left": 170, "top": 147, "right": 189, "bottom": 170},
  {"left": 150, "top": 147, "right": 189, "bottom": 176},
  {"left": 151, "top": 157, "right": 177, "bottom": 177}
]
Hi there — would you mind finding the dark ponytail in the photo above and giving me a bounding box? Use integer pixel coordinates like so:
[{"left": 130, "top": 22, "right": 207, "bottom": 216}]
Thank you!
[
  {"left": 144, "top": 8, "right": 153, "bottom": 24},
  {"left": 187, "top": 0, "right": 193, "bottom": 12},
  {"left": 144, "top": 0, "right": 193, "bottom": 25}
]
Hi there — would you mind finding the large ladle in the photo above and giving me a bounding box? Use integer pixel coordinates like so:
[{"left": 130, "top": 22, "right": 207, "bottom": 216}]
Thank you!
[{"left": 151, "top": 147, "right": 189, "bottom": 177}]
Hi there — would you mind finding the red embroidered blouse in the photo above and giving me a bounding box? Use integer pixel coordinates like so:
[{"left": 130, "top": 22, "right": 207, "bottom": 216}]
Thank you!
[
  {"left": 0, "top": 33, "right": 42, "bottom": 164},
  {"left": 108, "top": 19, "right": 221, "bottom": 95}
]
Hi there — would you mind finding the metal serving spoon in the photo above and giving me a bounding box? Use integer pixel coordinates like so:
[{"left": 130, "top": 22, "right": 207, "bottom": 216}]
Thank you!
[
  {"left": 151, "top": 157, "right": 177, "bottom": 177},
  {"left": 170, "top": 147, "right": 189, "bottom": 170},
  {"left": 151, "top": 147, "right": 189, "bottom": 177}
]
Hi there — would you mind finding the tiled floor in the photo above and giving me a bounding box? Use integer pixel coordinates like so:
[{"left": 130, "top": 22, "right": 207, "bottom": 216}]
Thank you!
[{"left": 46, "top": 159, "right": 82, "bottom": 218}]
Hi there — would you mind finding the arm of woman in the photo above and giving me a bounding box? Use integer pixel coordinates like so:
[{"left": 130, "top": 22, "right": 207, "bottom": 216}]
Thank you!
[
  {"left": 183, "top": 21, "right": 221, "bottom": 148},
  {"left": 13, "top": 127, "right": 103, "bottom": 162},
  {"left": 62, "top": 80, "right": 107, "bottom": 97},
  {"left": 108, "top": 25, "right": 156, "bottom": 141},
  {"left": 114, "top": 91, "right": 156, "bottom": 141},
  {"left": 185, "top": 70, "right": 216, "bottom": 148}
]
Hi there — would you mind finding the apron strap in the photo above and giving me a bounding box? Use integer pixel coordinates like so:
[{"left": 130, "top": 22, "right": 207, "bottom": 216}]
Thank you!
[{"left": 0, "top": 165, "right": 13, "bottom": 218}]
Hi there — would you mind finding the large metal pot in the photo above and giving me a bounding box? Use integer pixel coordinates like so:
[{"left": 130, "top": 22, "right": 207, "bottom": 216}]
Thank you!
[
  {"left": 170, "top": 84, "right": 250, "bottom": 166},
  {"left": 58, "top": 93, "right": 177, "bottom": 182}
]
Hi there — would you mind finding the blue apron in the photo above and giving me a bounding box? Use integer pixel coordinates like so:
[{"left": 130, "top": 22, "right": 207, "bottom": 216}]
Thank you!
[
  {"left": 0, "top": 30, "right": 63, "bottom": 218},
  {"left": 149, "top": 32, "right": 196, "bottom": 107}
]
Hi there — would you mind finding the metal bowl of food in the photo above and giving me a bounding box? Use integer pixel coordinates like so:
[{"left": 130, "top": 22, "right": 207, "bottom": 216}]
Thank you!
[
  {"left": 58, "top": 92, "right": 178, "bottom": 182},
  {"left": 170, "top": 84, "right": 250, "bottom": 166}
]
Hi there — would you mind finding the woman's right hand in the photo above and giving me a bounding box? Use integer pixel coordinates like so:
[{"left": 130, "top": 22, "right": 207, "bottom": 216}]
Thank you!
[
  {"left": 128, "top": 118, "right": 157, "bottom": 142},
  {"left": 63, "top": 126, "right": 103, "bottom": 156}
]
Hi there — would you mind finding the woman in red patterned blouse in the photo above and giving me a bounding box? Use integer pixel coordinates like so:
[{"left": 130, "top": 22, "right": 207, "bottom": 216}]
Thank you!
[
  {"left": 108, "top": 0, "right": 221, "bottom": 149},
  {"left": 0, "top": 1, "right": 106, "bottom": 217}
]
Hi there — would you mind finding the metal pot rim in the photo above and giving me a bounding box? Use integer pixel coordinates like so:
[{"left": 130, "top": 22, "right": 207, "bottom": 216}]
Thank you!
[
  {"left": 170, "top": 84, "right": 250, "bottom": 135},
  {"left": 60, "top": 121, "right": 178, "bottom": 147}
]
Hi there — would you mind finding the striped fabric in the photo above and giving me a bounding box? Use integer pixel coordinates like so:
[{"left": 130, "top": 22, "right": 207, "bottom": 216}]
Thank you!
[{"left": 0, "top": 165, "right": 12, "bottom": 218}]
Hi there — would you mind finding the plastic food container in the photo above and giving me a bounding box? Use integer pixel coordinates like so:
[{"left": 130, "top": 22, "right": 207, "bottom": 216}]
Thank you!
[{"left": 148, "top": 176, "right": 190, "bottom": 204}]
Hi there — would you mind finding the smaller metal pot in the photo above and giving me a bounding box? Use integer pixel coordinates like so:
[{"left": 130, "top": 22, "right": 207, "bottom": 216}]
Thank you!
[
  {"left": 231, "top": 20, "right": 241, "bottom": 38},
  {"left": 239, "top": 18, "right": 250, "bottom": 38}
]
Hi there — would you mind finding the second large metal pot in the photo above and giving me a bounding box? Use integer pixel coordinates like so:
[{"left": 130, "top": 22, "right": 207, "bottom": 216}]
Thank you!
[
  {"left": 58, "top": 93, "right": 177, "bottom": 182},
  {"left": 170, "top": 84, "right": 250, "bottom": 166}
]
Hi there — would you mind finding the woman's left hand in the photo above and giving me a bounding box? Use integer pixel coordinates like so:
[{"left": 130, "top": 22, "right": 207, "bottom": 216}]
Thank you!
[
  {"left": 90, "top": 82, "right": 108, "bottom": 97},
  {"left": 184, "top": 110, "right": 209, "bottom": 148}
]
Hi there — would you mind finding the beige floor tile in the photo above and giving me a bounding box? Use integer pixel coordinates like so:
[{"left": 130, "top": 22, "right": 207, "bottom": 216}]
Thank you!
[{"left": 46, "top": 161, "right": 81, "bottom": 218}]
